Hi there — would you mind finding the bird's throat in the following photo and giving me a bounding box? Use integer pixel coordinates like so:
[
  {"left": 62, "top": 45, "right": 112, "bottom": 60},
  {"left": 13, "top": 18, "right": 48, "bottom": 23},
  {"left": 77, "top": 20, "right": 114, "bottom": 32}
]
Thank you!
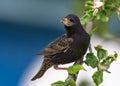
[
  {"left": 66, "top": 28, "right": 75, "bottom": 37},
  {"left": 65, "top": 26, "right": 84, "bottom": 37}
]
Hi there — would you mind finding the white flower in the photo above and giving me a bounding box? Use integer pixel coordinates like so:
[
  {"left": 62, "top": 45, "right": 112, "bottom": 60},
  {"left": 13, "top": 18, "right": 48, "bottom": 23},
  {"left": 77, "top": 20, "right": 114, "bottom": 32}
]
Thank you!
[{"left": 94, "top": 0, "right": 104, "bottom": 8}]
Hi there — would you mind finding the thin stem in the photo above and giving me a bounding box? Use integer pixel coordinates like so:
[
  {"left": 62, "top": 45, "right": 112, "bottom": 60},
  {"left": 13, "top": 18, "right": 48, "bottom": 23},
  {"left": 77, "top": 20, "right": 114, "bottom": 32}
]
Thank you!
[{"left": 89, "top": 43, "right": 93, "bottom": 53}]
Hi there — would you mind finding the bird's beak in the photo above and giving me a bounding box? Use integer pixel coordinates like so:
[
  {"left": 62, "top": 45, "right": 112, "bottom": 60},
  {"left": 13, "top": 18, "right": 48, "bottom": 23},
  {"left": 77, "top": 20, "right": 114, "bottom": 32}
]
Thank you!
[
  {"left": 60, "top": 18, "right": 68, "bottom": 24},
  {"left": 60, "top": 18, "right": 73, "bottom": 27}
]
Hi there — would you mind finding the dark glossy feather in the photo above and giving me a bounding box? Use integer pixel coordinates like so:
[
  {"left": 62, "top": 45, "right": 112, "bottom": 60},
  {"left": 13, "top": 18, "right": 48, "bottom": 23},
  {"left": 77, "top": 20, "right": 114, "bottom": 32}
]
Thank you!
[
  {"left": 31, "top": 58, "right": 53, "bottom": 81},
  {"left": 31, "top": 34, "right": 70, "bottom": 80},
  {"left": 38, "top": 34, "right": 69, "bottom": 57}
]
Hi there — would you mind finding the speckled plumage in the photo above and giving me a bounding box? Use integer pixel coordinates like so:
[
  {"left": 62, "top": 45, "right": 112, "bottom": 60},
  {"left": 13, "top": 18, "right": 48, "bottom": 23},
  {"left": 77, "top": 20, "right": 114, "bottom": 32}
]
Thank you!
[{"left": 31, "top": 14, "right": 90, "bottom": 81}]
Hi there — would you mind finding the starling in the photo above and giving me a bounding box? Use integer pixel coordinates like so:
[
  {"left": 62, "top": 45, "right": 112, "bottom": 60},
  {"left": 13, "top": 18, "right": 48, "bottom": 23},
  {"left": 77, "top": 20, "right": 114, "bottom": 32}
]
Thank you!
[{"left": 31, "top": 14, "right": 90, "bottom": 81}]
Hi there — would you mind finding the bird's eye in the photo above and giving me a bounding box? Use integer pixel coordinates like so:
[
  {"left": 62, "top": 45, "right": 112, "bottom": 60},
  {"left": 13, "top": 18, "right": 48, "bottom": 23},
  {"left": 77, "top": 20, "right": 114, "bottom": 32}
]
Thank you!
[{"left": 69, "top": 19, "right": 74, "bottom": 22}]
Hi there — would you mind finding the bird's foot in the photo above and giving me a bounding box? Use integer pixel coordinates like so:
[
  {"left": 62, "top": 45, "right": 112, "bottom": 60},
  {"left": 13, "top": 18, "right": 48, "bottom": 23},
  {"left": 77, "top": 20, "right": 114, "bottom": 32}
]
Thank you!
[
  {"left": 75, "top": 56, "right": 84, "bottom": 64},
  {"left": 54, "top": 65, "right": 68, "bottom": 70}
]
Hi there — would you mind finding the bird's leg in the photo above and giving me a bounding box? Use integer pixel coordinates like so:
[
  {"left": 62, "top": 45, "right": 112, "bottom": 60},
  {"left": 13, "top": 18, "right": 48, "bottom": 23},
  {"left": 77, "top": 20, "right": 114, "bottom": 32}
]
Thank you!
[
  {"left": 54, "top": 65, "right": 68, "bottom": 70},
  {"left": 66, "top": 56, "right": 84, "bottom": 81},
  {"left": 75, "top": 56, "right": 84, "bottom": 64}
]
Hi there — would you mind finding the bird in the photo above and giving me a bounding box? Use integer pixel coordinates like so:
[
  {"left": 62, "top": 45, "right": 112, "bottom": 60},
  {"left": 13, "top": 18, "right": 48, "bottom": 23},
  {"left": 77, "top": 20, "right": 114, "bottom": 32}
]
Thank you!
[{"left": 31, "top": 14, "right": 90, "bottom": 81}]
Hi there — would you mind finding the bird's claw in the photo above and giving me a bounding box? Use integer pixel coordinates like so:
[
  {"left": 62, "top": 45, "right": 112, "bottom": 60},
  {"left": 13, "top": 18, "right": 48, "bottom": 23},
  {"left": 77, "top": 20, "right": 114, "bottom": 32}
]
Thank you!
[{"left": 54, "top": 65, "right": 68, "bottom": 70}]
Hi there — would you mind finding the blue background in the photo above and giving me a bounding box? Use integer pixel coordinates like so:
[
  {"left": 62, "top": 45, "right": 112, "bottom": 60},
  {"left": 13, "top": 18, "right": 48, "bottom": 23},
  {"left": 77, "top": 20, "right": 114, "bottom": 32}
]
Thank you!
[
  {"left": 0, "top": 21, "right": 65, "bottom": 86},
  {"left": 0, "top": 0, "right": 72, "bottom": 86}
]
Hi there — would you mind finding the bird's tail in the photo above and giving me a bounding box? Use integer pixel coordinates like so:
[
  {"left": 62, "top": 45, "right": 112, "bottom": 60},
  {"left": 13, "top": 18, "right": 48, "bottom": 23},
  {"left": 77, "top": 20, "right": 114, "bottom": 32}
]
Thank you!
[{"left": 31, "top": 58, "right": 53, "bottom": 81}]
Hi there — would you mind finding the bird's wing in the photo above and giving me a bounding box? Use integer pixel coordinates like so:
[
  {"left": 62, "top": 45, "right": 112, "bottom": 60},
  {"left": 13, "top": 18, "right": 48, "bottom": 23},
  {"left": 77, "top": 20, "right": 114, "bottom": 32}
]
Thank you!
[{"left": 38, "top": 34, "right": 69, "bottom": 57}]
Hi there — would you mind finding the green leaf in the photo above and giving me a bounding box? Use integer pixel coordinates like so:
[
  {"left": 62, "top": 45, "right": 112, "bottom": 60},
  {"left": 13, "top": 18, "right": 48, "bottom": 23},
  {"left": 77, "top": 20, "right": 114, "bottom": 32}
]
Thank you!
[
  {"left": 80, "top": 13, "right": 94, "bottom": 25},
  {"left": 93, "top": 9, "right": 99, "bottom": 16},
  {"left": 68, "top": 64, "right": 86, "bottom": 74},
  {"left": 97, "top": 51, "right": 118, "bottom": 72},
  {"left": 85, "top": 1, "right": 94, "bottom": 7},
  {"left": 92, "top": 71, "right": 103, "bottom": 86},
  {"left": 105, "top": 3, "right": 116, "bottom": 10},
  {"left": 96, "top": 14, "right": 101, "bottom": 20},
  {"left": 85, "top": 53, "right": 99, "bottom": 68},
  {"left": 95, "top": 45, "right": 108, "bottom": 60},
  {"left": 107, "top": 51, "right": 118, "bottom": 62},
  {"left": 111, "top": 51, "right": 118, "bottom": 61},
  {"left": 94, "top": 45, "right": 102, "bottom": 50},
  {"left": 98, "top": 62, "right": 110, "bottom": 72},
  {"left": 101, "top": 16, "right": 109, "bottom": 22},
  {"left": 97, "top": 49, "right": 107, "bottom": 60},
  {"left": 51, "top": 79, "right": 76, "bottom": 86},
  {"left": 114, "top": 51, "right": 118, "bottom": 59},
  {"left": 51, "top": 81, "right": 66, "bottom": 86},
  {"left": 65, "top": 79, "right": 76, "bottom": 86}
]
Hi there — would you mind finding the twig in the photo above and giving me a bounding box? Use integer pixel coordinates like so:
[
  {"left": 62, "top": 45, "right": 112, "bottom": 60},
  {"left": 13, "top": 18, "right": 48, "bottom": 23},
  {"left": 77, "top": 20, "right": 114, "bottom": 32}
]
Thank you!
[
  {"left": 89, "top": 43, "right": 93, "bottom": 53},
  {"left": 86, "top": 21, "right": 93, "bottom": 53}
]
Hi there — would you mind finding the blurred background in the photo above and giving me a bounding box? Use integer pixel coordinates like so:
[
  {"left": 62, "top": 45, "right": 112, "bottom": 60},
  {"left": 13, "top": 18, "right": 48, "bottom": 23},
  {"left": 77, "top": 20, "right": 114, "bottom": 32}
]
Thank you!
[{"left": 0, "top": 0, "right": 119, "bottom": 86}]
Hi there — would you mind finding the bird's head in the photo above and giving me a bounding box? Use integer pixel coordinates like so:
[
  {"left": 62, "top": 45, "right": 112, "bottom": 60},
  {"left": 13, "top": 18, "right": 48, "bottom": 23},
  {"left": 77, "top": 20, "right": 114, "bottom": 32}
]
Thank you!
[{"left": 60, "top": 14, "right": 80, "bottom": 28}]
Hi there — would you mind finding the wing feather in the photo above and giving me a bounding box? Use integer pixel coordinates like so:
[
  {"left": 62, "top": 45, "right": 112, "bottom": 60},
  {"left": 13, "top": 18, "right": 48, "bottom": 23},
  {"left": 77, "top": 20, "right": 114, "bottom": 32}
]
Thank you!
[{"left": 38, "top": 34, "right": 69, "bottom": 57}]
